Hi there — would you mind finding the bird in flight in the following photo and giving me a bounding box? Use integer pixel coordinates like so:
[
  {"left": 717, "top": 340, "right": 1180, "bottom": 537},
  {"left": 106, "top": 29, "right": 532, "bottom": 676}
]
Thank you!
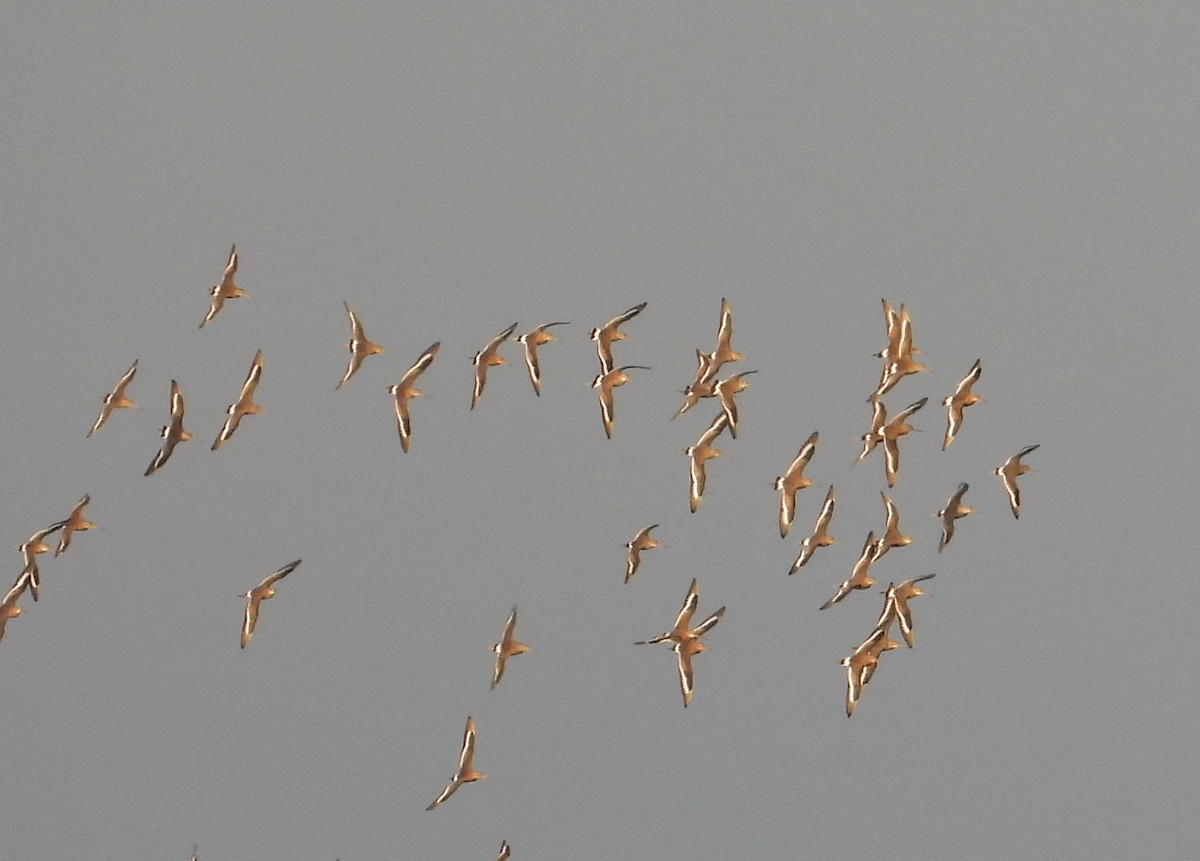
[
  {"left": 684, "top": 411, "right": 729, "bottom": 513},
  {"left": 87, "top": 359, "right": 138, "bottom": 437},
  {"left": 516, "top": 321, "right": 569, "bottom": 395},
  {"left": 942, "top": 358, "right": 982, "bottom": 449},
  {"left": 212, "top": 350, "right": 264, "bottom": 450},
  {"left": 624, "top": 523, "right": 662, "bottom": 584},
  {"left": 0, "top": 568, "right": 34, "bottom": 645},
  {"left": 145, "top": 381, "right": 192, "bottom": 476},
  {"left": 774, "top": 431, "right": 818, "bottom": 539},
  {"left": 820, "top": 531, "right": 880, "bottom": 610},
  {"left": 789, "top": 484, "right": 835, "bottom": 573},
  {"left": 55, "top": 494, "right": 96, "bottom": 557},
  {"left": 426, "top": 716, "right": 485, "bottom": 810},
  {"left": 239, "top": 559, "right": 301, "bottom": 648},
  {"left": 636, "top": 577, "right": 725, "bottom": 707},
  {"left": 995, "top": 444, "right": 1040, "bottom": 519},
  {"left": 876, "top": 574, "right": 936, "bottom": 648},
  {"left": 199, "top": 244, "right": 246, "bottom": 328},
  {"left": 591, "top": 364, "right": 650, "bottom": 439},
  {"left": 470, "top": 323, "right": 518, "bottom": 409},
  {"left": 489, "top": 606, "right": 530, "bottom": 690},
  {"left": 337, "top": 301, "right": 384, "bottom": 390},
  {"left": 389, "top": 342, "right": 440, "bottom": 453},
  {"left": 936, "top": 482, "right": 973, "bottom": 553},
  {"left": 590, "top": 302, "right": 647, "bottom": 375}
]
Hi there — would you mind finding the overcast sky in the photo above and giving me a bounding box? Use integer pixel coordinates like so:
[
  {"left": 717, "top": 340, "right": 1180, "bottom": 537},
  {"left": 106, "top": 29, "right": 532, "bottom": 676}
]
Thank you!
[{"left": 3, "top": 4, "right": 1199, "bottom": 859}]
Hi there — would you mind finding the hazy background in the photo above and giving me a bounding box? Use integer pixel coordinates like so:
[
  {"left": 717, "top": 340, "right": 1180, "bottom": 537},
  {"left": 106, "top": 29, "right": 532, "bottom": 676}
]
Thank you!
[{"left": 2, "top": 4, "right": 1198, "bottom": 859}]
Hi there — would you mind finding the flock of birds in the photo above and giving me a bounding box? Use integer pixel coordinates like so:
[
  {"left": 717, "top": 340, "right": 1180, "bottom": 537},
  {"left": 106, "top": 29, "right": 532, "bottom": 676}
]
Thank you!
[{"left": 1, "top": 245, "right": 1041, "bottom": 859}]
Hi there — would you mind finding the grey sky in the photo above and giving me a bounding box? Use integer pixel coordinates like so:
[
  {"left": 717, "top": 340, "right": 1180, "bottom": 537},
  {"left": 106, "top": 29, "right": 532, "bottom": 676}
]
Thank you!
[{"left": 3, "top": 4, "right": 1198, "bottom": 859}]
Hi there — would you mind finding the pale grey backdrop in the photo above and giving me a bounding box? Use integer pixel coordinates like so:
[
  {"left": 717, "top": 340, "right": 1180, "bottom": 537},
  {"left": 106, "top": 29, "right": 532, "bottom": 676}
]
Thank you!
[{"left": 2, "top": 4, "right": 1198, "bottom": 859}]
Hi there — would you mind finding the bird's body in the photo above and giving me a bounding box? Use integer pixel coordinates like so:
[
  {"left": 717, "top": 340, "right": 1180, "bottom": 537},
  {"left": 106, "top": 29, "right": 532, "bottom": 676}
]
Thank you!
[
  {"left": 516, "top": 322, "right": 568, "bottom": 395},
  {"left": 426, "top": 716, "right": 485, "bottom": 810},
  {"left": 490, "top": 606, "right": 530, "bottom": 689},
  {"left": 774, "top": 431, "right": 818, "bottom": 539},
  {"left": 709, "top": 297, "right": 744, "bottom": 373},
  {"left": 684, "top": 412, "right": 729, "bottom": 512},
  {"left": 145, "top": 380, "right": 191, "bottom": 476},
  {"left": 820, "top": 531, "right": 880, "bottom": 609},
  {"left": 995, "top": 444, "right": 1039, "bottom": 518},
  {"left": 713, "top": 370, "right": 757, "bottom": 438},
  {"left": 239, "top": 559, "right": 301, "bottom": 648},
  {"left": 55, "top": 494, "right": 96, "bottom": 556},
  {"left": 878, "top": 574, "right": 936, "bottom": 648},
  {"left": 0, "top": 568, "right": 33, "bottom": 644},
  {"left": 471, "top": 323, "right": 518, "bottom": 408},
  {"left": 590, "top": 302, "right": 647, "bottom": 374},
  {"left": 19, "top": 522, "right": 65, "bottom": 602},
  {"left": 199, "top": 245, "right": 246, "bottom": 328},
  {"left": 873, "top": 492, "right": 912, "bottom": 560},
  {"left": 789, "top": 485, "right": 835, "bottom": 573},
  {"left": 840, "top": 626, "right": 901, "bottom": 716},
  {"left": 88, "top": 359, "right": 138, "bottom": 437},
  {"left": 389, "top": 342, "right": 440, "bottom": 452},
  {"left": 879, "top": 397, "right": 928, "bottom": 487},
  {"left": 212, "top": 350, "right": 264, "bottom": 450},
  {"left": 591, "top": 365, "right": 649, "bottom": 438},
  {"left": 337, "top": 301, "right": 384, "bottom": 389},
  {"left": 636, "top": 577, "right": 724, "bottom": 707},
  {"left": 936, "top": 482, "right": 973, "bottom": 553},
  {"left": 624, "top": 523, "right": 661, "bottom": 583},
  {"left": 942, "top": 359, "right": 982, "bottom": 449},
  {"left": 872, "top": 304, "right": 927, "bottom": 399}
]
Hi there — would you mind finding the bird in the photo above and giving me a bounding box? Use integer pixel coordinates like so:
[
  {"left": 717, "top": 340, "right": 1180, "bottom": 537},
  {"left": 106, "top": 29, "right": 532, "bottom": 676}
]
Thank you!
[
  {"left": 212, "top": 349, "right": 264, "bottom": 450},
  {"left": 55, "top": 494, "right": 96, "bottom": 557},
  {"left": 145, "top": 381, "right": 192, "bottom": 476},
  {"left": 820, "top": 531, "right": 880, "bottom": 610},
  {"left": 995, "top": 444, "right": 1040, "bottom": 519},
  {"left": 0, "top": 568, "right": 33, "bottom": 645},
  {"left": 591, "top": 364, "right": 650, "bottom": 438},
  {"left": 873, "top": 492, "right": 912, "bottom": 560},
  {"left": 671, "top": 349, "right": 719, "bottom": 420},
  {"left": 516, "top": 321, "right": 568, "bottom": 395},
  {"left": 624, "top": 523, "right": 662, "bottom": 584},
  {"left": 713, "top": 370, "right": 757, "bottom": 438},
  {"left": 388, "top": 342, "right": 440, "bottom": 453},
  {"left": 840, "top": 626, "right": 901, "bottom": 716},
  {"left": 684, "top": 411, "right": 729, "bottom": 513},
  {"left": 635, "top": 577, "right": 724, "bottom": 708},
  {"left": 789, "top": 484, "right": 835, "bottom": 573},
  {"left": 877, "top": 574, "right": 935, "bottom": 648},
  {"left": 936, "top": 482, "right": 973, "bottom": 553},
  {"left": 239, "top": 559, "right": 301, "bottom": 649},
  {"left": 872, "top": 299, "right": 904, "bottom": 362},
  {"left": 490, "top": 606, "right": 530, "bottom": 690},
  {"left": 942, "top": 358, "right": 982, "bottom": 449},
  {"left": 774, "top": 431, "right": 819, "bottom": 539},
  {"left": 495, "top": 840, "right": 511, "bottom": 861},
  {"left": 855, "top": 398, "right": 888, "bottom": 464},
  {"left": 590, "top": 302, "right": 647, "bottom": 374},
  {"left": 426, "top": 716, "right": 485, "bottom": 810},
  {"left": 199, "top": 244, "right": 245, "bottom": 328},
  {"left": 880, "top": 396, "right": 928, "bottom": 488},
  {"left": 636, "top": 577, "right": 705, "bottom": 646},
  {"left": 87, "top": 359, "right": 138, "bottom": 437},
  {"left": 470, "top": 322, "right": 519, "bottom": 409},
  {"left": 337, "top": 301, "right": 384, "bottom": 390},
  {"left": 709, "top": 297, "right": 744, "bottom": 373},
  {"left": 19, "top": 522, "right": 64, "bottom": 602},
  {"left": 872, "top": 304, "right": 927, "bottom": 399}
]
